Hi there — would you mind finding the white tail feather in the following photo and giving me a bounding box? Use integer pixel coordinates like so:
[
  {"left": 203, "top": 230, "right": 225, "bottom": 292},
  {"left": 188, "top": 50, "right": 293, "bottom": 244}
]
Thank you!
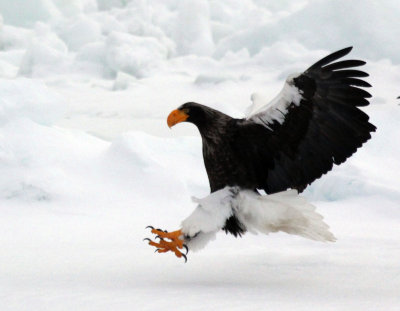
[
  {"left": 181, "top": 187, "right": 336, "bottom": 251},
  {"left": 236, "top": 189, "right": 336, "bottom": 242}
]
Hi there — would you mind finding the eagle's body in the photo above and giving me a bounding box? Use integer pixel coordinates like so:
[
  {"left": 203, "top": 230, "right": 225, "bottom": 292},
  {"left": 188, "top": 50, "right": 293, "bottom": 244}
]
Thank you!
[{"left": 146, "top": 47, "right": 376, "bottom": 260}]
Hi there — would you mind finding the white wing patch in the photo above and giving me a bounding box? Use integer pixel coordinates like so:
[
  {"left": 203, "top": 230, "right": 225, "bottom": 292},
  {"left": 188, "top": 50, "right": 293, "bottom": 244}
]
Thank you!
[
  {"left": 246, "top": 73, "right": 303, "bottom": 129},
  {"left": 181, "top": 187, "right": 335, "bottom": 251}
]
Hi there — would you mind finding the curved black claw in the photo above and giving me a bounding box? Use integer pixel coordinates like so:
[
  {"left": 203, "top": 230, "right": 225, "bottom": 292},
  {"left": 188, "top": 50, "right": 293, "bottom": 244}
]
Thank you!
[
  {"left": 154, "top": 248, "right": 161, "bottom": 253},
  {"left": 164, "top": 230, "right": 168, "bottom": 233},
  {"left": 155, "top": 235, "right": 164, "bottom": 241},
  {"left": 182, "top": 244, "right": 189, "bottom": 255},
  {"left": 181, "top": 253, "right": 187, "bottom": 263},
  {"left": 145, "top": 226, "right": 154, "bottom": 230},
  {"left": 143, "top": 238, "right": 151, "bottom": 242},
  {"left": 156, "top": 228, "right": 163, "bottom": 232}
]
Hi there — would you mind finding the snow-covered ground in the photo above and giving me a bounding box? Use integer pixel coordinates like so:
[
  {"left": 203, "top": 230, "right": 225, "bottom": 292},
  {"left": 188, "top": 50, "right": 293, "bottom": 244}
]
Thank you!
[{"left": 1, "top": 0, "right": 400, "bottom": 310}]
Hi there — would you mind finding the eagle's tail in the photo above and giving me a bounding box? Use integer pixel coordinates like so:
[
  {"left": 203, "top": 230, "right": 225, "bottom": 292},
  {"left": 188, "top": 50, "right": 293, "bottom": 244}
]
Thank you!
[
  {"left": 236, "top": 189, "right": 336, "bottom": 242},
  {"left": 181, "top": 187, "right": 336, "bottom": 252}
]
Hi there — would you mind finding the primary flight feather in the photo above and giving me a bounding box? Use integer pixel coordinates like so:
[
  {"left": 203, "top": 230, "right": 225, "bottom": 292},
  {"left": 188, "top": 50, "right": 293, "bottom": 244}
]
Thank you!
[{"left": 145, "top": 47, "right": 376, "bottom": 261}]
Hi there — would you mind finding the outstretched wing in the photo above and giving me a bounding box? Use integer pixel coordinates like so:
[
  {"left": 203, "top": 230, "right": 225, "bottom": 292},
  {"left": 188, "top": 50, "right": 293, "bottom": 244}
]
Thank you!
[{"left": 235, "top": 47, "right": 376, "bottom": 194}]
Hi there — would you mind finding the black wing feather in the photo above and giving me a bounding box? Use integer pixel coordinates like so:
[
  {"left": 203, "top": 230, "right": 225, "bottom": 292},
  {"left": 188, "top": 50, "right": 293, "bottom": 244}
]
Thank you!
[
  {"left": 322, "top": 60, "right": 366, "bottom": 71},
  {"left": 341, "top": 78, "right": 372, "bottom": 88},
  {"left": 234, "top": 47, "right": 376, "bottom": 194},
  {"left": 307, "top": 47, "right": 353, "bottom": 71}
]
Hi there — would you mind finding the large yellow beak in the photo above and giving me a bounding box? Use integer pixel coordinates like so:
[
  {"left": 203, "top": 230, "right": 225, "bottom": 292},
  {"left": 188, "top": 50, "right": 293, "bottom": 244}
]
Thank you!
[{"left": 167, "top": 109, "right": 189, "bottom": 128}]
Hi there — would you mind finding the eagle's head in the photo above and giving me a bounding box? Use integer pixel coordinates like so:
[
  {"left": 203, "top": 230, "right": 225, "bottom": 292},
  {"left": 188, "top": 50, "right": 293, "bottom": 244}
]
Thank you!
[{"left": 167, "top": 102, "right": 221, "bottom": 129}]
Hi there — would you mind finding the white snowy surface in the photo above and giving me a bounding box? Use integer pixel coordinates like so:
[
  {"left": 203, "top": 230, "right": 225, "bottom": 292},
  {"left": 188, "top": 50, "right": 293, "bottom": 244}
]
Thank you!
[{"left": 0, "top": 1, "right": 400, "bottom": 310}]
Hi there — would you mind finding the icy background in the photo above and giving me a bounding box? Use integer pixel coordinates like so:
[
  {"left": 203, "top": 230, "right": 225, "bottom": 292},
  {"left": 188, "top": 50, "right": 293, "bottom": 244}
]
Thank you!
[{"left": 0, "top": 0, "right": 400, "bottom": 310}]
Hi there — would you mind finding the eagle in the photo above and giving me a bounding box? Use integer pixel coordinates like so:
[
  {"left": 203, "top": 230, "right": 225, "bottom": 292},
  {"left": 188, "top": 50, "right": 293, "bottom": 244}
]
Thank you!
[{"left": 144, "top": 47, "right": 376, "bottom": 262}]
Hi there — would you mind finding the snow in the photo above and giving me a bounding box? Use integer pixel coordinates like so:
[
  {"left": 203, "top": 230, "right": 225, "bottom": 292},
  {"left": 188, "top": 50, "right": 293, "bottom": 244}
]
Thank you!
[
  {"left": 174, "top": 0, "right": 214, "bottom": 56},
  {"left": 103, "top": 31, "right": 169, "bottom": 78},
  {"left": 0, "top": 0, "right": 61, "bottom": 28},
  {"left": 0, "top": 78, "right": 66, "bottom": 125},
  {"left": 57, "top": 15, "right": 102, "bottom": 51},
  {"left": 18, "top": 23, "right": 70, "bottom": 77},
  {"left": 213, "top": 0, "right": 400, "bottom": 62},
  {"left": 0, "top": 0, "right": 400, "bottom": 310}
]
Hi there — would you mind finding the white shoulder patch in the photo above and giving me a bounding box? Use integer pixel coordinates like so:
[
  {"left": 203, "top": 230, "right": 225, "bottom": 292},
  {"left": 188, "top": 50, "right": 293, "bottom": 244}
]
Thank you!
[{"left": 246, "top": 73, "right": 303, "bottom": 128}]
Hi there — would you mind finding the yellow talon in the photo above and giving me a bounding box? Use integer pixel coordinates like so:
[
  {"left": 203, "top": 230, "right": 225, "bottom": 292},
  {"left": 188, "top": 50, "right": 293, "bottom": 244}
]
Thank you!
[{"left": 145, "top": 227, "right": 187, "bottom": 262}]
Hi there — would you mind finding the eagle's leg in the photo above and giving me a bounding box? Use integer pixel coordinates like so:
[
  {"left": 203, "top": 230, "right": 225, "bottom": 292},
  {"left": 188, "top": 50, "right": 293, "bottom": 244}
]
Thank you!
[{"left": 144, "top": 227, "right": 188, "bottom": 262}]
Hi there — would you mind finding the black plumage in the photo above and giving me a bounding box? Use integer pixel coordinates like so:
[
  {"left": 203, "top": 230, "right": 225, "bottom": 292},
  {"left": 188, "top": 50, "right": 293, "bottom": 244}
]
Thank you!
[{"left": 171, "top": 47, "right": 376, "bottom": 236}]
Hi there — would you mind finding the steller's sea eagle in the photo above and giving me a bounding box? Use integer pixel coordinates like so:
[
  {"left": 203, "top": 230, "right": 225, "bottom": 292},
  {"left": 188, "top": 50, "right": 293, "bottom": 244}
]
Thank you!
[{"left": 144, "top": 47, "right": 376, "bottom": 262}]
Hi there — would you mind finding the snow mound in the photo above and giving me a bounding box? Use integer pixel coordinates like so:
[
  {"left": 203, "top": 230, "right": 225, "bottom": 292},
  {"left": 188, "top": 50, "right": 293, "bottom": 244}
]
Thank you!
[
  {"left": 104, "top": 31, "right": 169, "bottom": 78},
  {"left": 97, "top": 0, "right": 127, "bottom": 11},
  {"left": 56, "top": 15, "right": 102, "bottom": 51},
  {"left": 18, "top": 23, "right": 69, "bottom": 77},
  {"left": 0, "top": 117, "right": 106, "bottom": 202},
  {"left": 105, "top": 131, "right": 205, "bottom": 186},
  {"left": 174, "top": 0, "right": 214, "bottom": 56},
  {"left": 215, "top": 0, "right": 400, "bottom": 62},
  {"left": 52, "top": 0, "right": 98, "bottom": 17},
  {"left": 0, "top": 0, "right": 61, "bottom": 27},
  {"left": 0, "top": 78, "right": 66, "bottom": 125}
]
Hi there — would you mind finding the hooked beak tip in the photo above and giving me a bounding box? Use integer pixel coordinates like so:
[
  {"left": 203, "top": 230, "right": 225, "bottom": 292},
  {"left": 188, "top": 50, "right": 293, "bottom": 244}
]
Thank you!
[{"left": 167, "top": 109, "right": 188, "bottom": 128}]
